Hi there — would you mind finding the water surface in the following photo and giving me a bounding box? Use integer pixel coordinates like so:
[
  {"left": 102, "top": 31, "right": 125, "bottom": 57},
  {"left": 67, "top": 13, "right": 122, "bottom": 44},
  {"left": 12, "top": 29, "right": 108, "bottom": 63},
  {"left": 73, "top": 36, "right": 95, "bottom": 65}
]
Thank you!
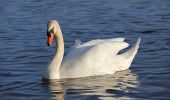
[{"left": 0, "top": 0, "right": 170, "bottom": 100}]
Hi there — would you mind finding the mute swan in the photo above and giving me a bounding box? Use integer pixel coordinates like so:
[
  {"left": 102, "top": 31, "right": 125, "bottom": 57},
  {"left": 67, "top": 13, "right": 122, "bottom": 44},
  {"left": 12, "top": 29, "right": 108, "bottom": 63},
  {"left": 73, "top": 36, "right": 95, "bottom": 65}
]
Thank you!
[{"left": 42, "top": 20, "right": 141, "bottom": 80}]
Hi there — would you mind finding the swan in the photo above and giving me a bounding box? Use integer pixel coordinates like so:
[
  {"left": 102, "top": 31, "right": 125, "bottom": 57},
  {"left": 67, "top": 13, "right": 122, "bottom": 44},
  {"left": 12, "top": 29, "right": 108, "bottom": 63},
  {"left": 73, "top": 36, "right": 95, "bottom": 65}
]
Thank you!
[{"left": 42, "top": 20, "right": 141, "bottom": 80}]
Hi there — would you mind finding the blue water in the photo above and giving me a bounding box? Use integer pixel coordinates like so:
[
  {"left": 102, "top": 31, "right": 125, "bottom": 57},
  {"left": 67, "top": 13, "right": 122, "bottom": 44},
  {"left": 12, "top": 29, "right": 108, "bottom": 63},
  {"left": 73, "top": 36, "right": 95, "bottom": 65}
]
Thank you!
[{"left": 0, "top": 0, "right": 170, "bottom": 99}]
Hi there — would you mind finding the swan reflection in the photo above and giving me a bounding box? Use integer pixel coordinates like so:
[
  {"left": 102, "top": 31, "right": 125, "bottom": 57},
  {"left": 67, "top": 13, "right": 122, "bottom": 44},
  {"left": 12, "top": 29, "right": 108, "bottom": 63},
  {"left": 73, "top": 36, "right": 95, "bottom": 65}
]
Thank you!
[{"left": 44, "top": 70, "right": 138, "bottom": 100}]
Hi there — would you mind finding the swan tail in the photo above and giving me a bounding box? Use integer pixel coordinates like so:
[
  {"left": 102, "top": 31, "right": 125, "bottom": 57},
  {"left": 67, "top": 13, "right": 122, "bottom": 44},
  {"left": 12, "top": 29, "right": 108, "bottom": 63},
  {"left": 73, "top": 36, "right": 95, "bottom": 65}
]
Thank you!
[
  {"left": 121, "top": 37, "right": 141, "bottom": 58},
  {"left": 116, "top": 38, "right": 141, "bottom": 71}
]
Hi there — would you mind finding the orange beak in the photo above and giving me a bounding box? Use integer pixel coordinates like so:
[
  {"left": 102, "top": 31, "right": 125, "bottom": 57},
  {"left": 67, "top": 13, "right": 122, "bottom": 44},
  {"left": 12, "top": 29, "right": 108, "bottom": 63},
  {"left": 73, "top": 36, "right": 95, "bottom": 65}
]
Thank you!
[{"left": 47, "top": 33, "right": 54, "bottom": 46}]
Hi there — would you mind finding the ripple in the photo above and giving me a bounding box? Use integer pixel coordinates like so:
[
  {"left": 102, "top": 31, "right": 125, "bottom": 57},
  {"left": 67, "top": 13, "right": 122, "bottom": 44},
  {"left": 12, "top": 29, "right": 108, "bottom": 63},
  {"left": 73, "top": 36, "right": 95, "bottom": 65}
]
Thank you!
[{"left": 0, "top": 0, "right": 170, "bottom": 99}]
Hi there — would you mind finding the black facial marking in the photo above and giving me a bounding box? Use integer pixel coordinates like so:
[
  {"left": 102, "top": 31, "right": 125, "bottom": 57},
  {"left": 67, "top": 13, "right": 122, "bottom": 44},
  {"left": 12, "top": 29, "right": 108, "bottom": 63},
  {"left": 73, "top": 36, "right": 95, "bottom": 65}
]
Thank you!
[{"left": 47, "top": 27, "right": 54, "bottom": 37}]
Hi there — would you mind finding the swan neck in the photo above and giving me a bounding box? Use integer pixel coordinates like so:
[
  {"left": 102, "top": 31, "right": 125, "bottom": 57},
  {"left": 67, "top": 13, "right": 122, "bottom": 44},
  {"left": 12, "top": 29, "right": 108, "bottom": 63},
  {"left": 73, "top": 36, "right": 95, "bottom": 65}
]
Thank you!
[
  {"left": 46, "top": 26, "right": 64, "bottom": 79},
  {"left": 53, "top": 32, "right": 64, "bottom": 69}
]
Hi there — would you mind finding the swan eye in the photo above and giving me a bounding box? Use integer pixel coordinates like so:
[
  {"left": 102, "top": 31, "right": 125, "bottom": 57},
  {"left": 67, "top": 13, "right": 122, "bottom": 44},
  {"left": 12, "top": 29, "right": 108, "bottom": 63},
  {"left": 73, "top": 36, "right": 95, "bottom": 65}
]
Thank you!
[{"left": 47, "top": 27, "right": 54, "bottom": 37}]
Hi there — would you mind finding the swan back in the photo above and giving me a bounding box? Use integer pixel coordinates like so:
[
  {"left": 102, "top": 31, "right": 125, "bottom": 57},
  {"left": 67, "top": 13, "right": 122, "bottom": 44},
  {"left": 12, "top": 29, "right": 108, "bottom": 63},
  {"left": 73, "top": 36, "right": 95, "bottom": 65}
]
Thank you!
[{"left": 60, "top": 39, "right": 130, "bottom": 78}]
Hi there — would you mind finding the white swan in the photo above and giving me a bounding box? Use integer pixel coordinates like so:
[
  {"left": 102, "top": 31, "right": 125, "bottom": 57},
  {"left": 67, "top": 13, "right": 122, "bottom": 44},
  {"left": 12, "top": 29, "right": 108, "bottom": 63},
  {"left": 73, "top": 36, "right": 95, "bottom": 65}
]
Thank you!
[{"left": 42, "top": 20, "right": 141, "bottom": 80}]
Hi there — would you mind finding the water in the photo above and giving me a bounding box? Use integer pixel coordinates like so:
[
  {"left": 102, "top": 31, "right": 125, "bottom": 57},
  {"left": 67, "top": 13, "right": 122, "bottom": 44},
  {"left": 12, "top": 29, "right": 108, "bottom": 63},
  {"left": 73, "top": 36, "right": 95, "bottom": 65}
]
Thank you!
[{"left": 0, "top": 0, "right": 170, "bottom": 99}]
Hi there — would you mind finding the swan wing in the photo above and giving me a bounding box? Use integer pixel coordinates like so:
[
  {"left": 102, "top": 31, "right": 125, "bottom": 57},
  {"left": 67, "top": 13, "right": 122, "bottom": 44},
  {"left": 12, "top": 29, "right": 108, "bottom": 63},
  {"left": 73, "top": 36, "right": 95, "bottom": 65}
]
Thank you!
[
  {"left": 64, "top": 38, "right": 128, "bottom": 61},
  {"left": 76, "top": 38, "right": 125, "bottom": 48},
  {"left": 61, "top": 40, "right": 129, "bottom": 78}
]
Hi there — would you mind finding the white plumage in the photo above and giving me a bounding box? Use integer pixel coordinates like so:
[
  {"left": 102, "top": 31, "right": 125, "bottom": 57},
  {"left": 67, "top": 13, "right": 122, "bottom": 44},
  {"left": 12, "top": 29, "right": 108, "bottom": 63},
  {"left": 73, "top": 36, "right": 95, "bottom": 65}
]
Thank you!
[{"left": 42, "top": 20, "right": 141, "bottom": 80}]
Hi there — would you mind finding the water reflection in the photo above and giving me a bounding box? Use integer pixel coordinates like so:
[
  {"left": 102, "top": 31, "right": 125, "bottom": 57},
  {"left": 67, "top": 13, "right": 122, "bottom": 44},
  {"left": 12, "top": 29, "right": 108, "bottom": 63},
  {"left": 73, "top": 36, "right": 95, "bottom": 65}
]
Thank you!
[{"left": 43, "top": 70, "right": 138, "bottom": 100}]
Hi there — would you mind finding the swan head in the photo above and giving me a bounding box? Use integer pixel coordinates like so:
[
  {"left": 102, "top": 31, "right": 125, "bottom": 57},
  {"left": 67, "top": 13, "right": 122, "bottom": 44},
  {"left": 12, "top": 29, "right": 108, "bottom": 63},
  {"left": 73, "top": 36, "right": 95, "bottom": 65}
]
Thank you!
[{"left": 47, "top": 20, "right": 61, "bottom": 46}]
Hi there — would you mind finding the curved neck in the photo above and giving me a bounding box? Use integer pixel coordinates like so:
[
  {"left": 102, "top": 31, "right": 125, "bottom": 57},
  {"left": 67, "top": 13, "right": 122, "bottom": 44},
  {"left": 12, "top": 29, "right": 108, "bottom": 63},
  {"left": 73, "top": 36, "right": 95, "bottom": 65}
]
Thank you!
[{"left": 45, "top": 26, "right": 64, "bottom": 79}]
